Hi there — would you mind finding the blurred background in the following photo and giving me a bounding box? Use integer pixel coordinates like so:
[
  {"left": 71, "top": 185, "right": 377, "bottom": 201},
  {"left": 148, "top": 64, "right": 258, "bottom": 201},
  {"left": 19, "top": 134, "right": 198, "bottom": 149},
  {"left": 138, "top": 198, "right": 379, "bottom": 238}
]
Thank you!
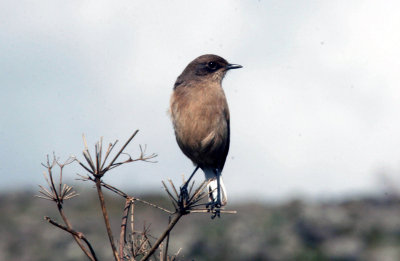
[{"left": 1, "top": 1, "right": 400, "bottom": 260}]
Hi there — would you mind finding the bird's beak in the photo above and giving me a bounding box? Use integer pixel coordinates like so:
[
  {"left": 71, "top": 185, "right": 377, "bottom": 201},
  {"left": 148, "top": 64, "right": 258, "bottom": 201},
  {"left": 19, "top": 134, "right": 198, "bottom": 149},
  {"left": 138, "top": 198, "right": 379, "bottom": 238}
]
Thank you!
[{"left": 226, "top": 64, "right": 243, "bottom": 70}]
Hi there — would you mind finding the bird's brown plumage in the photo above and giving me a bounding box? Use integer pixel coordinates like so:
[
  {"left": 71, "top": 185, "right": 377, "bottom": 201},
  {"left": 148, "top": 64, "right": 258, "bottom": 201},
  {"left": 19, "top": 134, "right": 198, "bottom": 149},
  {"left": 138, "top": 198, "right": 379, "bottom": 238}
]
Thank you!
[
  {"left": 169, "top": 54, "right": 241, "bottom": 207},
  {"left": 170, "top": 54, "right": 231, "bottom": 170}
]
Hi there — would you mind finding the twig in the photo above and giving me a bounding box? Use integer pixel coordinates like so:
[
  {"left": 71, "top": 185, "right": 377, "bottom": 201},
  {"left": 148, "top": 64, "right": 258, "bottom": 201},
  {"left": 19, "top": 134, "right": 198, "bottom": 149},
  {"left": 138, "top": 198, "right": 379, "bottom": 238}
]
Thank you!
[
  {"left": 189, "top": 209, "right": 237, "bottom": 214},
  {"left": 45, "top": 216, "right": 98, "bottom": 261},
  {"left": 163, "top": 216, "right": 171, "bottom": 261},
  {"left": 140, "top": 213, "right": 183, "bottom": 261},
  {"left": 168, "top": 179, "right": 179, "bottom": 199},
  {"left": 130, "top": 200, "right": 135, "bottom": 260},
  {"left": 104, "top": 130, "right": 139, "bottom": 172},
  {"left": 120, "top": 198, "right": 133, "bottom": 260},
  {"left": 101, "top": 181, "right": 174, "bottom": 214},
  {"left": 75, "top": 132, "right": 157, "bottom": 260},
  {"left": 188, "top": 180, "right": 195, "bottom": 197},
  {"left": 171, "top": 248, "right": 182, "bottom": 261},
  {"left": 100, "top": 141, "right": 118, "bottom": 170},
  {"left": 38, "top": 156, "right": 95, "bottom": 261},
  {"left": 57, "top": 203, "right": 96, "bottom": 260},
  {"left": 82, "top": 134, "right": 96, "bottom": 172},
  {"left": 101, "top": 181, "right": 129, "bottom": 198},
  {"left": 95, "top": 178, "right": 120, "bottom": 261},
  {"left": 162, "top": 181, "right": 179, "bottom": 210}
]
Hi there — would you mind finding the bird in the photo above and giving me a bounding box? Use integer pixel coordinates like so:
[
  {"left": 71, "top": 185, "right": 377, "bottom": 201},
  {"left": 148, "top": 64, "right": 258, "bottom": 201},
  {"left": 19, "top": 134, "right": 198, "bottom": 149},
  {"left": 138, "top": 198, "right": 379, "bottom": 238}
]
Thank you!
[{"left": 169, "top": 54, "right": 242, "bottom": 211}]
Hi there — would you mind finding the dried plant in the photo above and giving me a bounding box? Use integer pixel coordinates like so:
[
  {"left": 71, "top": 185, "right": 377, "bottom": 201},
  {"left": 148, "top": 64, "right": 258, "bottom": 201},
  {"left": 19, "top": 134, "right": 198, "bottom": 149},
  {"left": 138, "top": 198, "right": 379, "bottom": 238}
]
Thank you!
[
  {"left": 37, "top": 131, "right": 235, "bottom": 261},
  {"left": 37, "top": 154, "right": 97, "bottom": 261}
]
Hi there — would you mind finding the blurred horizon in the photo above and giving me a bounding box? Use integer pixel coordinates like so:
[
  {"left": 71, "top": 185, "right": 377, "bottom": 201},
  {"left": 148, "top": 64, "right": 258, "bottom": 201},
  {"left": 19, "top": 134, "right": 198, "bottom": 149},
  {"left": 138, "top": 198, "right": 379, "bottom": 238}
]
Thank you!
[{"left": 3, "top": 188, "right": 400, "bottom": 260}]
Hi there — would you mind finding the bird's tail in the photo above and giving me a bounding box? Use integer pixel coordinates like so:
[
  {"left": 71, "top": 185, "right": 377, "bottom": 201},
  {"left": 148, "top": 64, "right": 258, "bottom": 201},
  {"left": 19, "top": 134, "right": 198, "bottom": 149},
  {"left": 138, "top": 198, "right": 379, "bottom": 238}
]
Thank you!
[{"left": 203, "top": 168, "right": 228, "bottom": 206}]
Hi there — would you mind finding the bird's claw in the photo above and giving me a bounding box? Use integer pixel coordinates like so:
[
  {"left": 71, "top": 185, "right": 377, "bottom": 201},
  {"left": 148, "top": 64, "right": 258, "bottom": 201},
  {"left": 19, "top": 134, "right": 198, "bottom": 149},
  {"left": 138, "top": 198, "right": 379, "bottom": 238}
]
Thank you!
[
  {"left": 178, "top": 184, "right": 190, "bottom": 209},
  {"left": 206, "top": 201, "right": 222, "bottom": 219},
  {"left": 181, "top": 186, "right": 189, "bottom": 199}
]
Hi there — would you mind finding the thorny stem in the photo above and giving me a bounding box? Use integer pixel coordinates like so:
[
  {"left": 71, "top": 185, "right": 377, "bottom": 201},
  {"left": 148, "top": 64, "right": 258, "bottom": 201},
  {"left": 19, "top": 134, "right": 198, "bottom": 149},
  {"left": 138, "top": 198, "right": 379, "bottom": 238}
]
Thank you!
[
  {"left": 95, "top": 177, "right": 120, "bottom": 261},
  {"left": 141, "top": 213, "right": 183, "bottom": 261}
]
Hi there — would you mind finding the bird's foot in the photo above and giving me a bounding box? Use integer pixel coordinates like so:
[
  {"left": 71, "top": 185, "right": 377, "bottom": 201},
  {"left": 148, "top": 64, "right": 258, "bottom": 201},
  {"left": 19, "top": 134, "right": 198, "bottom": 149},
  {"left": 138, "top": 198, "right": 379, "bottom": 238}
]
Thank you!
[
  {"left": 179, "top": 184, "right": 190, "bottom": 207},
  {"left": 206, "top": 201, "right": 222, "bottom": 219}
]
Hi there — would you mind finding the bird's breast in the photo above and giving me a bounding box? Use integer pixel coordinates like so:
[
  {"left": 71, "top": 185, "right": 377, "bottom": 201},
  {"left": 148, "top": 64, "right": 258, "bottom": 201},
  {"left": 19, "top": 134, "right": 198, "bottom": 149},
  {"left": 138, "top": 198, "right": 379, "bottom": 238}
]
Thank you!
[{"left": 170, "top": 83, "right": 229, "bottom": 156}]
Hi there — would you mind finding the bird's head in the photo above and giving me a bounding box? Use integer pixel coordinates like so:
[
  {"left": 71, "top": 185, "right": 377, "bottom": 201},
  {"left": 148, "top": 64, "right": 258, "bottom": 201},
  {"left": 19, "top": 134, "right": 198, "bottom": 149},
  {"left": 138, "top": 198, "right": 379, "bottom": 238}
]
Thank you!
[{"left": 175, "top": 54, "right": 242, "bottom": 88}]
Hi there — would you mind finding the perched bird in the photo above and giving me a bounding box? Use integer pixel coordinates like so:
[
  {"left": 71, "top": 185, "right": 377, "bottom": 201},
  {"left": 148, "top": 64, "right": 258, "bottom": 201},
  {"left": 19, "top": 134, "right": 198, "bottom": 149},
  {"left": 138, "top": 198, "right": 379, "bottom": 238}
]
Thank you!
[{"left": 169, "top": 54, "right": 242, "bottom": 209}]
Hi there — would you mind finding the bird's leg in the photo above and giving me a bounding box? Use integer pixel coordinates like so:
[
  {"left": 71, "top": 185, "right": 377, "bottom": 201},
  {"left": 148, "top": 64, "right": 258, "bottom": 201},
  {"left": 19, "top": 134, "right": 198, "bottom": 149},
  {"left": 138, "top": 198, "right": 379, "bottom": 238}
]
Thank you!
[
  {"left": 216, "top": 171, "right": 222, "bottom": 207},
  {"left": 185, "top": 165, "right": 199, "bottom": 187},
  {"left": 206, "top": 169, "right": 222, "bottom": 218},
  {"left": 180, "top": 165, "right": 199, "bottom": 203}
]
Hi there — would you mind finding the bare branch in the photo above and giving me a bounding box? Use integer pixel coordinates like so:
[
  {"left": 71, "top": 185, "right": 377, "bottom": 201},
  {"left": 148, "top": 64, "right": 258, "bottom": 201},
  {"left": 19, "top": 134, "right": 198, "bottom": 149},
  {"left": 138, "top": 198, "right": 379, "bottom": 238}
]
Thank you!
[
  {"left": 119, "top": 198, "right": 133, "bottom": 260},
  {"left": 167, "top": 179, "right": 179, "bottom": 199},
  {"left": 188, "top": 209, "right": 237, "bottom": 214},
  {"left": 163, "top": 216, "right": 171, "bottom": 261},
  {"left": 75, "top": 158, "right": 95, "bottom": 175},
  {"left": 95, "top": 178, "right": 120, "bottom": 261},
  {"left": 140, "top": 213, "right": 183, "bottom": 261},
  {"left": 45, "top": 216, "right": 98, "bottom": 261},
  {"left": 104, "top": 130, "right": 139, "bottom": 172},
  {"left": 100, "top": 181, "right": 174, "bottom": 214},
  {"left": 81, "top": 134, "right": 97, "bottom": 173},
  {"left": 100, "top": 141, "right": 118, "bottom": 170}
]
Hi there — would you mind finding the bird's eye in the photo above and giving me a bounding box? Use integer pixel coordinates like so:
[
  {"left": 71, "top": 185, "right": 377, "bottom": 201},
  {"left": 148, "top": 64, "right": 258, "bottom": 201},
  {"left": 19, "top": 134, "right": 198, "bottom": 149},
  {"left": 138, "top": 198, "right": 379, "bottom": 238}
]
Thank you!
[{"left": 207, "top": 61, "right": 217, "bottom": 70}]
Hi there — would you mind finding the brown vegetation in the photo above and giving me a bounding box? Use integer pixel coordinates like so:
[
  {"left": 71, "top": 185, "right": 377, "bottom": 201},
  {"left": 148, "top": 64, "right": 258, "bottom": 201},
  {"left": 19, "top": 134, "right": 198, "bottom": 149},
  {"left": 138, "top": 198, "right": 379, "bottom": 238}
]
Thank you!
[{"left": 35, "top": 131, "right": 235, "bottom": 260}]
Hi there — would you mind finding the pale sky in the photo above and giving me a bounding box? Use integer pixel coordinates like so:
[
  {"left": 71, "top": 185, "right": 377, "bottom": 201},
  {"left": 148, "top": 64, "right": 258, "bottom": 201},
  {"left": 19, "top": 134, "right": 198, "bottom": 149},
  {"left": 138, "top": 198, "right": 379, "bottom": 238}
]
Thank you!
[{"left": 1, "top": 1, "right": 400, "bottom": 202}]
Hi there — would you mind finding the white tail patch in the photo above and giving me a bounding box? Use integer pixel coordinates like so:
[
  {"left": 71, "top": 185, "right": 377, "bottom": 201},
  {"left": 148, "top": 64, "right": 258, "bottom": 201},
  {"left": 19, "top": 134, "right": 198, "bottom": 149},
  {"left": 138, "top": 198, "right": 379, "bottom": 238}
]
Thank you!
[{"left": 203, "top": 168, "right": 228, "bottom": 206}]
